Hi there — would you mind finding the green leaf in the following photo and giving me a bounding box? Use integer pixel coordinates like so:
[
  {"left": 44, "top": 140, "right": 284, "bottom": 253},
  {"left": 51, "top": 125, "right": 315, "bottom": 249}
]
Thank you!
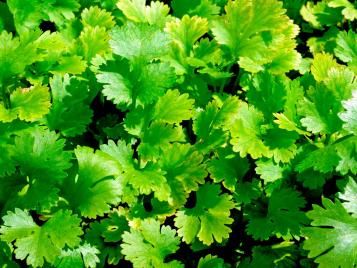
[
  {"left": 0, "top": 145, "right": 15, "bottom": 177},
  {"left": 334, "top": 30, "right": 357, "bottom": 65},
  {"left": 100, "top": 140, "right": 170, "bottom": 203},
  {"left": 138, "top": 121, "right": 185, "bottom": 160},
  {"left": 165, "top": 15, "right": 208, "bottom": 55},
  {"left": 153, "top": 89, "right": 195, "bottom": 124},
  {"left": 337, "top": 177, "right": 357, "bottom": 215},
  {"left": 97, "top": 59, "right": 175, "bottom": 107},
  {"left": 79, "top": 26, "right": 111, "bottom": 61},
  {"left": 255, "top": 159, "right": 285, "bottom": 184},
  {"left": 300, "top": 1, "right": 343, "bottom": 29},
  {"left": 295, "top": 145, "right": 340, "bottom": 174},
  {"left": 117, "top": 0, "right": 170, "bottom": 27},
  {"left": 81, "top": 6, "right": 115, "bottom": 29},
  {"left": 174, "top": 183, "right": 235, "bottom": 245},
  {"left": 297, "top": 169, "right": 328, "bottom": 190},
  {"left": 229, "top": 102, "right": 270, "bottom": 159},
  {"left": 171, "top": 0, "right": 220, "bottom": 19},
  {"left": 84, "top": 211, "right": 127, "bottom": 266},
  {"left": 0, "top": 241, "right": 19, "bottom": 268},
  {"left": 51, "top": 55, "right": 87, "bottom": 75},
  {"left": 8, "top": 0, "right": 80, "bottom": 32},
  {"left": 335, "top": 136, "right": 357, "bottom": 175},
  {"left": 159, "top": 143, "right": 207, "bottom": 206},
  {"left": 246, "top": 188, "right": 307, "bottom": 240},
  {"left": 64, "top": 146, "right": 122, "bottom": 218},
  {"left": 55, "top": 243, "right": 100, "bottom": 268},
  {"left": 12, "top": 127, "right": 72, "bottom": 183},
  {"left": 207, "top": 147, "right": 250, "bottom": 191},
  {"left": 299, "top": 84, "right": 343, "bottom": 134},
  {"left": 47, "top": 75, "right": 93, "bottom": 137},
  {"left": 197, "top": 254, "right": 228, "bottom": 268},
  {"left": 0, "top": 85, "right": 50, "bottom": 123},
  {"left": 233, "top": 179, "right": 261, "bottom": 205},
  {"left": 328, "top": 0, "right": 357, "bottom": 21},
  {"left": 339, "top": 91, "right": 357, "bottom": 135},
  {"left": 194, "top": 96, "right": 239, "bottom": 153},
  {"left": 6, "top": 180, "right": 60, "bottom": 212},
  {"left": 110, "top": 22, "right": 169, "bottom": 61},
  {"left": 240, "top": 242, "right": 298, "bottom": 268},
  {"left": 310, "top": 53, "right": 339, "bottom": 82},
  {"left": 303, "top": 198, "right": 357, "bottom": 268},
  {"left": 211, "top": 0, "right": 300, "bottom": 73},
  {"left": 125, "top": 165, "right": 170, "bottom": 202},
  {"left": 324, "top": 66, "right": 355, "bottom": 101},
  {"left": 101, "top": 210, "right": 130, "bottom": 243},
  {"left": 0, "top": 209, "right": 82, "bottom": 267},
  {"left": 121, "top": 219, "right": 182, "bottom": 268},
  {"left": 0, "top": 31, "right": 33, "bottom": 83},
  {"left": 100, "top": 140, "right": 135, "bottom": 172},
  {"left": 246, "top": 72, "right": 287, "bottom": 119}
]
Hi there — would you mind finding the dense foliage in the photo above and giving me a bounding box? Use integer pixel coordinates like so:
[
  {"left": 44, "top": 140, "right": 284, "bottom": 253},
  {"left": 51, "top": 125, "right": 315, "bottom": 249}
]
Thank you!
[{"left": 0, "top": 0, "right": 356, "bottom": 267}]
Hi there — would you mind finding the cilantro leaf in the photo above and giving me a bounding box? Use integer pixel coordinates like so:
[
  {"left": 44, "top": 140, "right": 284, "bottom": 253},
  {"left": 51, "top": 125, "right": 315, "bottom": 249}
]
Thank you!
[
  {"left": 339, "top": 91, "right": 357, "bottom": 135},
  {"left": 240, "top": 242, "right": 298, "bottom": 268},
  {"left": 233, "top": 179, "right": 261, "bottom": 205},
  {"left": 246, "top": 72, "right": 287, "bottom": 119},
  {"left": 55, "top": 243, "right": 100, "bottom": 268},
  {"left": 328, "top": 0, "right": 357, "bottom": 21},
  {"left": 12, "top": 127, "right": 72, "bottom": 183},
  {"left": 110, "top": 23, "right": 169, "bottom": 61},
  {"left": 334, "top": 30, "right": 357, "bottom": 68},
  {"left": 300, "top": 1, "right": 343, "bottom": 29},
  {"left": 255, "top": 159, "right": 285, "bottom": 184},
  {"left": 153, "top": 89, "right": 195, "bottom": 124},
  {"left": 335, "top": 136, "right": 357, "bottom": 175},
  {"left": 117, "top": 0, "right": 170, "bottom": 27},
  {"left": 194, "top": 96, "right": 239, "bottom": 153},
  {"left": 64, "top": 146, "right": 122, "bottom": 218},
  {"left": 0, "top": 145, "right": 15, "bottom": 177},
  {"left": 310, "top": 53, "right": 339, "bottom": 82},
  {"left": 81, "top": 6, "right": 115, "bottom": 30},
  {"left": 0, "top": 209, "right": 82, "bottom": 267},
  {"left": 295, "top": 145, "right": 340, "bottom": 174},
  {"left": 8, "top": 0, "right": 80, "bottom": 32},
  {"left": 171, "top": 0, "right": 220, "bottom": 19},
  {"left": 0, "top": 85, "right": 50, "bottom": 123},
  {"left": 229, "top": 101, "right": 270, "bottom": 159},
  {"left": 246, "top": 188, "right": 307, "bottom": 240},
  {"left": 97, "top": 58, "right": 175, "bottom": 107},
  {"left": 0, "top": 241, "right": 18, "bottom": 268},
  {"left": 79, "top": 26, "right": 111, "bottom": 62},
  {"left": 207, "top": 147, "right": 250, "bottom": 191},
  {"left": 47, "top": 75, "right": 93, "bottom": 137},
  {"left": 84, "top": 210, "right": 129, "bottom": 266},
  {"left": 165, "top": 15, "right": 208, "bottom": 56},
  {"left": 137, "top": 121, "right": 185, "bottom": 160},
  {"left": 174, "top": 183, "right": 235, "bottom": 245},
  {"left": 211, "top": 0, "right": 300, "bottom": 73},
  {"left": 6, "top": 180, "right": 60, "bottom": 213},
  {"left": 198, "top": 254, "right": 228, "bottom": 268},
  {"left": 100, "top": 140, "right": 170, "bottom": 203},
  {"left": 159, "top": 143, "right": 207, "bottom": 206},
  {"left": 303, "top": 198, "right": 357, "bottom": 268},
  {"left": 299, "top": 83, "right": 343, "bottom": 134},
  {"left": 337, "top": 177, "right": 357, "bottom": 215},
  {"left": 121, "top": 219, "right": 182, "bottom": 267}
]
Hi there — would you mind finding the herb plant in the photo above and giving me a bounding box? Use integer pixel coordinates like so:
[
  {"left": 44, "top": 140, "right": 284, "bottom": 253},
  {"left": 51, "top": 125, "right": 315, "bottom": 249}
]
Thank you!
[{"left": 0, "top": 0, "right": 356, "bottom": 267}]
